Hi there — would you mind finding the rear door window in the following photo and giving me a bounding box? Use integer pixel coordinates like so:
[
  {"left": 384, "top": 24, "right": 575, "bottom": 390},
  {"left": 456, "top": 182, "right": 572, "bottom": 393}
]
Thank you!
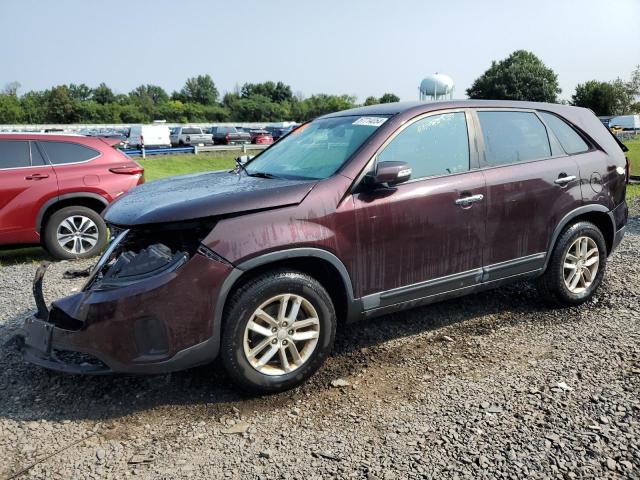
[
  {"left": 0, "top": 140, "right": 31, "bottom": 169},
  {"left": 538, "top": 111, "right": 590, "bottom": 154},
  {"left": 377, "top": 112, "right": 470, "bottom": 179},
  {"left": 39, "top": 141, "right": 100, "bottom": 165},
  {"left": 477, "top": 111, "right": 551, "bottom": 166}
]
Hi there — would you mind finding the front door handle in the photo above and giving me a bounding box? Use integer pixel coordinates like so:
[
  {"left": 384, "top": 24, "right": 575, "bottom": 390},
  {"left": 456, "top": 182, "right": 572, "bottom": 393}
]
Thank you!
[
  {"left": 554, "top": 175, "right": 576, "bottom": 186},
  {"left": 455, "top": 194, "right": 484, "bottom": 206},
  {"left": 25, "top": 173, "right": 49, "bottom": 180}
]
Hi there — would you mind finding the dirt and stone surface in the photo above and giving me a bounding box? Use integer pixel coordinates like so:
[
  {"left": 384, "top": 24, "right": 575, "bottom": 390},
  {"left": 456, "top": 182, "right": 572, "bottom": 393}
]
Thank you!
[{"left": 0, "top": 204, "right": 638, "bottom": 479}]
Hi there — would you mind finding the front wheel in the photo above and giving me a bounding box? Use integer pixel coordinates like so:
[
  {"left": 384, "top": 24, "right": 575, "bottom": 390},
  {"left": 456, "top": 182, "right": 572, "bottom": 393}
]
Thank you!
[
  {"left": 537, "top": 221, "right": 607, "bottom": 306},
  {"left": 221, "top": 270, "right": 336, "bottom": 393},
  {"left": 43, "top": 206, "right": 107, "bottom": 260}
]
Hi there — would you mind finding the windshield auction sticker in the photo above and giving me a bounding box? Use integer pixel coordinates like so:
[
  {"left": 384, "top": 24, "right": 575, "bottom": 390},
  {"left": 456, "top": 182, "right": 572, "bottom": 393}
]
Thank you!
[{"left": 352, "top": 117, "right": 388, "bottom": 127}]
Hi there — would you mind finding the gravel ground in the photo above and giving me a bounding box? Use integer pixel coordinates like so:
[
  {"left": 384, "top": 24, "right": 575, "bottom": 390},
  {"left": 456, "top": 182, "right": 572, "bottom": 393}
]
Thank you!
[{"left": 0, "top": 206, "right": 638, "bottom": 479}]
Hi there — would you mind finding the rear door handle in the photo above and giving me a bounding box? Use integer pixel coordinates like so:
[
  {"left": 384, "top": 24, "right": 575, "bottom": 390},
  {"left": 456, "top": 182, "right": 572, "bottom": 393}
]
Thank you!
[
  {"left": 554, "top": 175, "right": 576, "bottom": 186},
  {"left": 455, "top": 194, "right": 484, "bottom": 206},
  {"left": 25, "top": 173, "right": 49, "bottom": 180}
]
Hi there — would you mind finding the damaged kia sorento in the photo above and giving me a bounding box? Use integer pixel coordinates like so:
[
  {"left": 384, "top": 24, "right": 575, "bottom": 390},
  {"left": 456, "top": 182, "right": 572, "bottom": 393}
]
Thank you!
[{"left": 19, "top": 101, "right": 629, "bottom": 393}]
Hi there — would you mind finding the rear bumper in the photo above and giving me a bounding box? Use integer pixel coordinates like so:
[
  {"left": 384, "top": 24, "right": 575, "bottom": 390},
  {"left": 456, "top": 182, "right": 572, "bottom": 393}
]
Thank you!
[
  {"left": 19, "top": 252, "right": 233, "bottom": 375},
  {"left": 610, "top": 200, "right": 628, "bottom": 253},
  {"left": 612, "top": 225, "right": 626, "bottom": 252}
]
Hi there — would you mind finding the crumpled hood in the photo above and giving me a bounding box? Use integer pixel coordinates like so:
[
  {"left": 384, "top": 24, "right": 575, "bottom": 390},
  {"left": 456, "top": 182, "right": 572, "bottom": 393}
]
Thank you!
[{"left": 104, "top": 170, "right": 318, "bottom": 226}]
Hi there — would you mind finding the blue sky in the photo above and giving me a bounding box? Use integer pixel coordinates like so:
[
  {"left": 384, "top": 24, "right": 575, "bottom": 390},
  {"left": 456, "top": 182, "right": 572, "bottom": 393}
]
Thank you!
[{"left": 1, "top": 0, "right": 638, "bottom": 102}]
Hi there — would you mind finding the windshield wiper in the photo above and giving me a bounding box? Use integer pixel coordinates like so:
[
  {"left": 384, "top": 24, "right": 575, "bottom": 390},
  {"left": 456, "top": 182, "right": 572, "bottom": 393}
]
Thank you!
[{"left": 247, "top": 171, "right": 278, "bottom": 179}]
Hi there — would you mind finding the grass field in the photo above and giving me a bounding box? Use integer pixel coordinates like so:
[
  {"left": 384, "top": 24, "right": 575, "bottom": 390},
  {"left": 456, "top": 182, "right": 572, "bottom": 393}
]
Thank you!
[
  {"left": 623, "top": 137, "right": 640, "bottom": 203},
  {"left": 625, "top": 137, "right": 640, "bottom": 176},
  {"left": 139, "top": 151, "right": 236, "bottom": 181}
]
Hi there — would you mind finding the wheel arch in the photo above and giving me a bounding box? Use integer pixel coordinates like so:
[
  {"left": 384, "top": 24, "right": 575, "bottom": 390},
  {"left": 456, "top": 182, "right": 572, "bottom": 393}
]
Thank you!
[
  {"left": 214, "top": 248, "right": 360, "bottom": 334},
  {"left": 37, "top": 193, "right": 108, "bottom": 234},
  {"left": 543, "top": 205, "right": 615, "bottom": 271}
]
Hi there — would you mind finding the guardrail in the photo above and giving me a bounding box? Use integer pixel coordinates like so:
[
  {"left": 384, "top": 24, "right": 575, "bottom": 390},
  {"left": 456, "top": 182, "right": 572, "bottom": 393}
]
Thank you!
[
  {"left": 122, "top": 144, "right": 269, "bottom": 157},
  {"left": 615, "top": 131, "right": 639, "bottom": 142}
]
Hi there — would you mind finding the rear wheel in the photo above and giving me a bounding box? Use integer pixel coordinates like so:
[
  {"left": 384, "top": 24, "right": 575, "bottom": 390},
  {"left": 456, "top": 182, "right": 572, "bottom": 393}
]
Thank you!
[
  {"left": 221, "top": 270, "right": 336, "bottom": 393},
  {"left": 43, "top": 206, "right": 107, "bottom": 260},
  {"left": 537, "top": 221, "right": 607, "bottom": 306}
]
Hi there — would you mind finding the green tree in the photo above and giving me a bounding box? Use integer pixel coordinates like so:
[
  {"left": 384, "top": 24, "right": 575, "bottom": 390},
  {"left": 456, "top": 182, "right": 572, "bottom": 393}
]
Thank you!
[
  {"left": 571, "top": 80, "right": 630, "bottom": 116},
  {"left": 67, "top": 83, "right": 93, "bottom": 102},
  {"left": 293, "top": 94, "right": 356, "bottom": 121},
  {"left": 130, "top": 84, "right": 169, "bottom": 105},
  {"left": 175, "top": 74, "right": 219, "bottom": 105},
  {"left": 20, "top": 91, "right": 47, "bottom": 123},
  {"left": 228, "top": 95, "right": 291, "bottom": 122},
  {"left": 0, "top": 94, "right": 23, "bottom": 123},
  {"left": 45, "top": 86, "right": 78, "bottom": 123},
  {"left": 92, "top": 82, "right": 115, "bottom": 105},
  {"left": 467, "top": 50, "right": 561, "bottom": 102},
  {"left": 379, "top": 93, "right": 400, "bottom": 103},
  {"left": 240, "top": 81, "right": 293, "bottom": 103},
  {"left": 363, "top": 96, "right": 378, "bottom": 106}
]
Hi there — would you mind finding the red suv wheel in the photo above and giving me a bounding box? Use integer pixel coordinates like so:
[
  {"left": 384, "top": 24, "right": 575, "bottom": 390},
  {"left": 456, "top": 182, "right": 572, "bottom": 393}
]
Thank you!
[{"left": 43, "top": 206, "right": 108, "bottom": 259}]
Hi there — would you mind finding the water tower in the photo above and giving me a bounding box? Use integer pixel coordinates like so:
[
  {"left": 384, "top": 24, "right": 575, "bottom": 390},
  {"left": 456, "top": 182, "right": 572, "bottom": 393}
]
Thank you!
[{"left": 419, "top": 73, "right": 454, "bottom": 100}]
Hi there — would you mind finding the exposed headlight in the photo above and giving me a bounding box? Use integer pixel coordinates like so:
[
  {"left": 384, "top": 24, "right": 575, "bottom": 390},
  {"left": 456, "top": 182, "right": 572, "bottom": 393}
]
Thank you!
[{"left": 85, "top": 219, "right": 216, "bottom": 290}]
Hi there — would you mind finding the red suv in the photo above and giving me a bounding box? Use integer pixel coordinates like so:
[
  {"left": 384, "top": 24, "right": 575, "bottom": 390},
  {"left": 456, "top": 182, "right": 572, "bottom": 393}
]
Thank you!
[
  {"left": 19, "top": 101, "right": 628, "bottom": 393},
  {"left": 0, "top": 134, "right": 143, "bottom": 259}
]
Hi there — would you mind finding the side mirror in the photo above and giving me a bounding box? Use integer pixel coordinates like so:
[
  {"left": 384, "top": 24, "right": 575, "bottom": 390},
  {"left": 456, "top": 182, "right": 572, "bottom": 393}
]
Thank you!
[{"left": 364, "top": 161, "right": 412, "bottom": 188}]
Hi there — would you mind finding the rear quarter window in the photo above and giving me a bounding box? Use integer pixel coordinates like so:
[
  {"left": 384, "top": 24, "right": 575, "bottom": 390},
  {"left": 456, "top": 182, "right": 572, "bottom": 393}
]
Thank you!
[
  {"left": 538, "top": 111, "right": 590, "bottom": 154},
  {"left": 40, "top": 141, "right": 100, "bottom": 165},
  {"left": 0, "top": 140, "right": 31, "bottom": 168},
  {"left": 477, "top": 111, "right": 551, "bottom": 166}
]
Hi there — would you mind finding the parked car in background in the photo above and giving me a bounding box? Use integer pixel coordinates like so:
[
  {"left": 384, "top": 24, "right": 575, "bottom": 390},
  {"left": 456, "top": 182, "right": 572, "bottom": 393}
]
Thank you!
[
  {"left": 265, "top": 125, "right": 295, "bottom": 142},
  {"left": 170, "top": 127, "right": 214, "bottom": 146},
  {"left": 0, "top": 133, "right": 144, "bottom": 259},
  {"left": 19, "top": 101, "right": 628, "bottom": 394},
  {"left": 89, "top": 132, "right": 128, "bottom": 150},
  {"left": 127, "top": 125, "right": 171, "bottom": 149},
  {"left": 209, "top": 126, "right": 251, "bottom": 145},
  {"left": 249, "top": 129, "right": 274, "bottom": 145}
]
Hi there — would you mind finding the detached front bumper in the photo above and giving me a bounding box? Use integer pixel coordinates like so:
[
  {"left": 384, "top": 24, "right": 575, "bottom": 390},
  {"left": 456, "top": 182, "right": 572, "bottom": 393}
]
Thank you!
[{"left": 19, "top": 250, "right": 233, "bottom": 375}]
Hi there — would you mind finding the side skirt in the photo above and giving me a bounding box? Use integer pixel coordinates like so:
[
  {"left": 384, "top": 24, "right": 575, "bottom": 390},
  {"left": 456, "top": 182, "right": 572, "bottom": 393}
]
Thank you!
[{"left": 360, "top": 253, "right": 545, "bottom": 320}]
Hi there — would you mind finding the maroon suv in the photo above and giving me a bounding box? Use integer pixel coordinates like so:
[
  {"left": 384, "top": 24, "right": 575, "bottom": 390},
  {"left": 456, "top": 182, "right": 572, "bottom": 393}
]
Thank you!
[
  {"left": 0, "top": 134, "right": 144, "bottom": 259},
  {"left": 19, "top": 101, "right": 628, "bottom": 393}
]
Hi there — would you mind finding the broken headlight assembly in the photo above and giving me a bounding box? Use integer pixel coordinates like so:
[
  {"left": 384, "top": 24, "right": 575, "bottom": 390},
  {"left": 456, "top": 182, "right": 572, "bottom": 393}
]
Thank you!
[{"left": 85, "top": 219, "right": 216, "bottom": 290}]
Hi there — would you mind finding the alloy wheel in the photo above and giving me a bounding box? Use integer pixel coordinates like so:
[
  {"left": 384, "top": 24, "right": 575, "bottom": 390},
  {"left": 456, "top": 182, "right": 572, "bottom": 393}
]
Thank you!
[
  {"left": 243, "top": 293, "right": 320, "bottom": 376},
  {"left": 563, "top": 236, "right": 599, "bottom": 294},
  {"left": 56, "top": 215, "right": 99, "bottom": 255}
]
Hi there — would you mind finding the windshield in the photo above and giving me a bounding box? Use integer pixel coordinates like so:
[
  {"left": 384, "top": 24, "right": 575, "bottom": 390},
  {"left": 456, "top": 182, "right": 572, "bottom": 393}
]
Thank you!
[{"left": 245, "top": 115, "right": 389, "bottom": 180}]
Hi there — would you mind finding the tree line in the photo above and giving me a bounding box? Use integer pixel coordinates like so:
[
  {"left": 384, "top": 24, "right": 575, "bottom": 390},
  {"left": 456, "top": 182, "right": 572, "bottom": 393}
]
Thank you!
[
  {"left": 1, "top": 52, "right": 638, "bottom": 124},
  {"left": 0, "top": 76, "right": 399, "bottom": 124}
]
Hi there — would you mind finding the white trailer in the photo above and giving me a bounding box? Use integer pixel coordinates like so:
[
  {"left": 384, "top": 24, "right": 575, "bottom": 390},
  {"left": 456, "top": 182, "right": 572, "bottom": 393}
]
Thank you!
[{"left": 609, "top": 115, "right": 640, "bottom": 130}]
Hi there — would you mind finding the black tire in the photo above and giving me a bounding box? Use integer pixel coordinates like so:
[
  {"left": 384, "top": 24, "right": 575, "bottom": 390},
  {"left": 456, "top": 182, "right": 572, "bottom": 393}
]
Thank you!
[
  {"left": 43, "top": 206, "right": 107, "bottom": 260},
  {"left": 537, "top": 221, "right": 607, "bottom": 306},
  {"left": 221, "top": 270, "right": 336, "bottom": 394}
]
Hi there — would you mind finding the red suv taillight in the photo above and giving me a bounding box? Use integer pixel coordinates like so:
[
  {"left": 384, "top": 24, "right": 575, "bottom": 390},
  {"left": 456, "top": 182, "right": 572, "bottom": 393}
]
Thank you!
[
  {"left": 109, "top": 166, "right": 144, "bottom": 175},
  {"left": 225, "top": 133, "right": 230, "bottom": 142}
]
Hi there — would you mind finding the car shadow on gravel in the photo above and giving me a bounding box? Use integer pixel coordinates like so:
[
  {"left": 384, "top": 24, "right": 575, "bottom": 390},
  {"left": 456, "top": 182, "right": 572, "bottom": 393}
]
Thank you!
[
  {"left": 0, "top": 246, "right": 52, "bottom": 266},
  {"left": 0, "top": 280, "right": 557, "bottom": 423}
]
